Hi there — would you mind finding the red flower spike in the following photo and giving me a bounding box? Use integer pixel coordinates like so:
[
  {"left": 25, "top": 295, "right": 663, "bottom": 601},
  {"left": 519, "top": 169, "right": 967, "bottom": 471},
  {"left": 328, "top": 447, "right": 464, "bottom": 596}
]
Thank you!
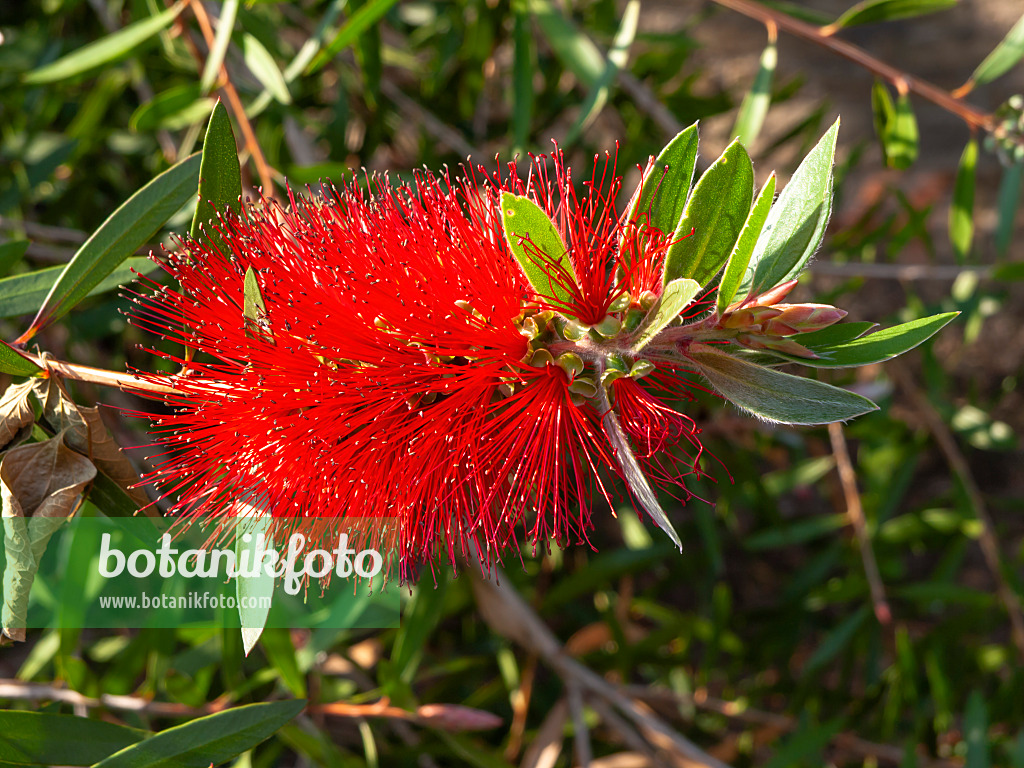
[{"left": 130, "top": 154, "right": 713, "bottom": 575}]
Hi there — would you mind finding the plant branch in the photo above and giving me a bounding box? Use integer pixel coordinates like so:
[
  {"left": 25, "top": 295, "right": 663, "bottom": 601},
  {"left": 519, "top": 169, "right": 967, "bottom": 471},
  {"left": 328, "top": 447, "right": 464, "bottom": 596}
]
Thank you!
[
  {"left": 21, "top": 352, "right": 182, "bottom": 397},
  {"left": 708, "top": 0, "right": 1003, "bottom": 140}
]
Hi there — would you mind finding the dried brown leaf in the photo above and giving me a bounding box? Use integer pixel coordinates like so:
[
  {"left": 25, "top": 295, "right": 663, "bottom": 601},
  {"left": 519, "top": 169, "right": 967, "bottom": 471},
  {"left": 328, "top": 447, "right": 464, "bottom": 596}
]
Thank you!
[{"left": 0, "top": 380, "right": 37, "bottom": 452}]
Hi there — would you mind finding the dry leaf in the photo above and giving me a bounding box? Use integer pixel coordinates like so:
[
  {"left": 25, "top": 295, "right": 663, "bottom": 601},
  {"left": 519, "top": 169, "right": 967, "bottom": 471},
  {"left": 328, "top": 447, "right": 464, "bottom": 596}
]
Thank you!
[{"left": 0, "top": 380, "right": 36, "bottom": 452}]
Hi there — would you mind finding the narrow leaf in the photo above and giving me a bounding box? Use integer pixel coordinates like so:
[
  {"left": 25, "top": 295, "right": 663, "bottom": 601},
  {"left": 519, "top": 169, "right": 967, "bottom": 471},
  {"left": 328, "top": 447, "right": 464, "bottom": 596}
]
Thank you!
[
  {"left": 22, "top": 153, "right": 201, "bottom": 340},
  {"left": 732, "top": 38, "right": 777, "bottom": 148},
  {"left": 624, "top": 122, "right": 700, "bottom": 243},
  {"left": 950, "top": 138, "right": 978, "bottom": 262},
  {"left": 564, "top": 0, "right": 639, "bottom": 144},
  {"left": 787, "top": 312, "right": 959, "bottom": 368},
  {"left": 527, "top": 0, "right": 603, "bottom": 88},
  {"left": 190, "top": 101, "right": 243, "bottom": 257},
  {"left": 690, "top": 346, "right": 879, "bottom": 424},
  {"left": 995, "top": 162, "right": 1023, "bottom": 258},
  {"left": 0, "top": 341, "right": 41, "bottom": 376},
  {"left": 130, "top": 84, "right": 213, "bottom": 133},
  {"left": 200, "top": 0, "right": 239, "bottom": 93},
  {"left": 965, "top": 690, "right": 990, "bottom": 768},
  {"left": 306, "top": 0, "right": 400, "bottom": 75},
  {"left": 0, "top": 711, "right": 146, "bottom": 766},
  {"left": 797, "top": 320, "right": 878, "bottom": 349},
  {"left": 970, "top": 12, "right": 1024, "bottom": 86},
  {"left": 886, "top": 92, "right": 919, "bottom": 170},
  {"left": 664, "top": 139, "right": 754, "bottom": 288},
  {"left": 718, "top": 173, "right": 776, "bottom": 313},
  {"left": 0, "top": 258, "right": 159, "bottom": 320},
  {"left": 500, "top": 192, "right": 579, "bottom": 308},
  {"left": 744, "top": 119, "right": 839, "bottom": 297},
  {"left": 242, "top": 33, "right": 291, "bottom": 105},
  {"left": 243, "top": 267, "right": 273, "bottom": 343},
  {"left": 23, "top": 2, "right": 185, "bottom": 85},
  {"left": 633, "top": 278, "right": 701, "bottom": 350},
  {"left": 871, "top": 80, "right": 896, "bottom": 163},
  {"left": 235, "top": 503, "right": 275, "bottom": 657},
  {"left": 93, "top": 700, "right": 307, "bottom": 768},
  {"left": 596, "top": 386, "right": 682, "bottom": 550},
  {"left": 825, "top": 0, "right": 956, "bottom": 32}
]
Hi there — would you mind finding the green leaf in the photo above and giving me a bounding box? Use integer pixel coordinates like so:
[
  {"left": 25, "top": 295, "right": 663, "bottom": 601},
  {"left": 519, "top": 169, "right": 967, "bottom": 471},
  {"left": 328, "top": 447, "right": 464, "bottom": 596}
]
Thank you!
[
  {"left": 825, "top": 0, "right": 956, "bottom": 31},
  {"left": 624, "top": 122, "right": 699, "bottom": 245},
  {"left": 130, "top": 84, "right": 214, "bottom": 133},
  {"left": 743, "top": 119, "right": 838, "bottom": 298},
  {"left": 690, "top": 346, "right": 878, "bottom": 424},
  {"left": 235, "top": 505, "right": 274, "bottom": 657},
  {"left": 260, "top": 627, "right": 307, "bottom": 698},
  {"left": 23, "top": 2, "right": 185, "bottom": 85},
  {"left": 791, "top": 312, "right": 959, "bottom": 368},
  {"left": 0, "top": 711, "right": 147, "bottom": 766},
  {"left": 563, "top": 0, "right": 639, "bottom": 145},
  {"left": 242, "top": 33, "right": 291, "bottom": 105},
  {"left": 528, "top": 0, "right": 603, "bottom": 88},
  {"left": 871, "top": 79, "right": 896, "bottom": 158},
  {"left": 663, "top": 139, "right": 754, "bottom": 288},
  {"left": 200, "top": 0, "right": 239, "bottom": 93},
  {"left": 970, "top": 12, "right": 1024, "bottom": 86},
  {"left": 965, "top": 690, "right": 991, "bottom": 768},
  {"left": 731, "top": 38, "right": 777, "bottom": 148},
  {"left": 995, "top": 162, "right": 1023, "bottom": 258},
  {"left": 802, "top": 607, "right": 872, "bottom": 676},
  {"left": 950, "top": 138, "right": 978, "bottom": 262},
  {"left": 717, "top": 173, "right": 776, "bottom": 313},
  {"left": 0, "top": 241, "right": 29, "bottom": 277},
  {"left": 23, "top": 152, "right": 201, "bottom": 339},
  {"left": 243, "top": 267, "right": 273, "bottom": 343},
  {"left": 0, "top": 258, "right": 159, "bottom": 319},
  {"left": 500, "top": 192, "right": 578, "bottom": 308},
  {"left": 796, "top": 320, "right": 878, "bottom": 349},
  {"left": 0, "top": 340, "right": 41, "bottom": 376},
  {"left": 93, "top": 700, "right": 306, "bottom": 768},
  {"left": 887, "top": 92, "right": 919, "bottom": 169},
  {"left": 306, "top": 0, "right": 400, "bottom": 75},
  {"left": 190, "top": 101, "right": 243, "bottom": 256},
  {"left": 633, "top": 278, "right": 701, "bottom": 350}
]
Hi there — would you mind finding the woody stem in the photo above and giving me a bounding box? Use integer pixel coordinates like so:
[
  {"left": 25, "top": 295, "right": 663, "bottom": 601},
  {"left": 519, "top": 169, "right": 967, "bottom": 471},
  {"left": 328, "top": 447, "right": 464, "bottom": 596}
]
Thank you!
[{"left": 21, "top": 353, "right": 182, "bottom": 397}]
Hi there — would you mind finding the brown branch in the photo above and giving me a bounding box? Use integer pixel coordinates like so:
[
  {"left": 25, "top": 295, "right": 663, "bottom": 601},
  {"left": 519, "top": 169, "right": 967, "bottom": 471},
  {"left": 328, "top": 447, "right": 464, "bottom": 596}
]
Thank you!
[
  {"left": 188, "top": 0, "right": 276, "bottom": 195},
  {"left": 892, "top": 363, "right": 1024, "bottom": 661},
  {"left": 708, "top": 0, "right": 1005, "bottom": 140},
  {"left": 21, "top": 352, "right": 182, "bottom": 397},
  {"left": 828, "top": 422, "right": 891, "bottom": 625}
]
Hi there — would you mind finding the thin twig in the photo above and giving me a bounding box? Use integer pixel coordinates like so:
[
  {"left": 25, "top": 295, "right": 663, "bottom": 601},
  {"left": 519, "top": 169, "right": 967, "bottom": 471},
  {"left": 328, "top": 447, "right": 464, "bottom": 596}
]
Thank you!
[
  {"left": 20, "top": 352, "right": 182, "bottom": 397},
  {"left": 891, "top": 363, "right": 1024, "bottom": 661},
  {"left": 188, "top": 0, "right": 276, "bottom": 194},
  {"left": 708, "top": 0, "right": 1009, "bottom": 142},
  {"left": 828, "top": 422, "right": 891, "bottom": 625}
]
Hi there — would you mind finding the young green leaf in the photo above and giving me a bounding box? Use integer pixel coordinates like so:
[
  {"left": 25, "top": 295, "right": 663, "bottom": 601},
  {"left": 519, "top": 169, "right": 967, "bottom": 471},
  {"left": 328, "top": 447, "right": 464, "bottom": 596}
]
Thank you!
[
  {"left": 690, "top": 346, "right": 878, "bottom": 424},
  {"left": 23, "top": 2, "right": 185, "bottom": 85},
  {"left": 743, "top": 119, "right": 838, "bottom": 298},
  {"left": 92, "top": 700, "right": 306, "bottom": 768},
  {"left": 235, "top": 502, "right": 274, "bottom": 657},
  {"left": 623, "top": 121, "right": 699, "bottom": 244},
  {"left": 823, "top": 0, "right": 956, "bottom": 33},
  {"left": 0, "top": 340, "right": 42, "bottom": 376},
  {"left": 717, "top": 173, "right": 776, "bottom": 313},
  {"left": 950, "top": 138, "right": 978, "bottom": 262},
  {"left": 663, "top": 139, "right": 754, "bottom": 288},
  {"left": 306, "top": 0, "right": 400, "bottom": 75},
  {"left": 190, "top": 100, "right": 243, "bottom": 256},
  {"left": 632, "top": 278, "right": 701, "bottom": 350},
  {"left": 887, "top": 92, "right": 919, "bottom": 169},
  {"left": 0, "top": 711, "right": 147, "bottom": 765},
  {"left": 969, "top": 12, "right": 1024, "bottom": 87},
  {"left": 500, "top": 192, "right": 578, "bottom": 308},
  {"left": 731, "top": 37, "right": 777, "bottom": 148},
  {"left": 242, "top": 33, "right": 292, "bottom": 105},
  {"left": 21, "top": 152, "right": 201, "bottom": 341},
  {"left": 243, "top": 267, "right": 273, "bottom": 343},
  {"left": 871, "top": 80, "right": 896, "bottom": 161}
]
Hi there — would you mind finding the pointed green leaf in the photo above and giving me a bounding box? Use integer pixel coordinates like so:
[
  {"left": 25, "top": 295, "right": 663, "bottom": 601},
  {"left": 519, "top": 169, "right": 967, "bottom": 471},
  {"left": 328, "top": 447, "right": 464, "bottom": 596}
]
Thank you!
[
  {"left": 234, "top": 502, "right": 274, "bottom": 657},
  {"left": 732, "top": 38, "right": 777, "bottom": 148},
  {"left": 950, "top": 138, "right": 978, "bottom": 262},
  {"left": 787, "top": 312, "right": 959, "bottom": 368},
  {"left": 744, "top": 119, "right": 838, "bottom": 298},
  {"left": 23, "top": 2, "right": 185, "bottom": 85},
  {"left": 718, "top": 173, "right": 776, "bottom": 313},
  {"left": 970, "top": 12, "right": 1024, "bottom": 87},
  {"left": 190, "top": 101, "right": 243, "bottom": 256},
  {"left": 887, "top": 92, "right": 919, "bottom": 169},
  {"left": 633, "top": 278, "right": 701, "bottom": 350},
  {"left": 663, "top": 139, "right": 754, "bottom": 289},
  {"left": 242, "top": 33, "right": 291, "bottom": 105},
  {"left": 623, "top": 121, "right": 699, "bottom": 243},
  {"left": 23, "top": 152, "right": 201, "bottom": 339},
  {"left": 0, "top": 711, "right": 147, "bottom": 765},
  {"left": 826, "top": 0, "right": 956, "bottom": 31},
  {"left": 129, "top": 84, "right": 214, "bottom": 133},
  {"left": 500, "top": 192, "right": 578, "bottom": 308},
  {"left": 796, "top": 320, "right": 878, "bottom": 349},
  {"left": 690, "top": 346, "right": 878, "bottom": 424},
  {"left": 93, "top": 700, "right": 306, "bottom": 768},
  {"left": 243, "top": 267, "right": 274, "bottom": 343},
  {"left": 0, "top": 340, "right": 42, "bottom": 376}
]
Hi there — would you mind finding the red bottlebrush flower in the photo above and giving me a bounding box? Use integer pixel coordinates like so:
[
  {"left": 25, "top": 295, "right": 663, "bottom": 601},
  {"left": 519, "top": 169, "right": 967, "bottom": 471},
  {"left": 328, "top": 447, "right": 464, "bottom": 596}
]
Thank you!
[{"left": 129, "top": 150, "right": 711, "bottom": 575}]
